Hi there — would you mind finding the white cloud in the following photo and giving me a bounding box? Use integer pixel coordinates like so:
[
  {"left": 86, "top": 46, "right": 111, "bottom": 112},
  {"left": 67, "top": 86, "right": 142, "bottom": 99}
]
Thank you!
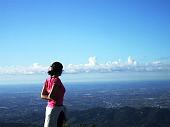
[
  {"left": 128, "top": 56, "right": 137, "bottom": 65},
  {"left": 86, "top": 56, "right": 97, "bottom": 66},
  {"left": 0, "top": 63, "right": 48, "bottom": 75},
  {"left": 0, "top": 56, "right": 170, "bottom": 75},
  {"left": 152, "top": 61, "right": 161, "bottom": 65}
]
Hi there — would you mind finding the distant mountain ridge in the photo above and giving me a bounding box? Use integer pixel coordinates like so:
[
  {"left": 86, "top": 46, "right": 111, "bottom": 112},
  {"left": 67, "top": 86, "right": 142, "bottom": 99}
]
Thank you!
[
  {"left": 69, "top": 107, "right": 170, "bottom": 127},
  {"left": 1, "top": 107, "right": 170, "bottom": 127}
]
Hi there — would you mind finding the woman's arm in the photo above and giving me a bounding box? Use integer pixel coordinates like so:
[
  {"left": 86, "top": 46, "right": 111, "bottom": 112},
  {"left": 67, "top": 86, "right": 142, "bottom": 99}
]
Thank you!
[
  {"left": 40, "top": 80, "right": 51, "bottom": 100},
  {"left": 48, "top": 84, "right": 60, "bottom": 101},
  {"left": 41, "top": 88, "right": 50, "bottom": 100},
  {"left": 41, "top": 84, "right": 60, "bottom": 101}
]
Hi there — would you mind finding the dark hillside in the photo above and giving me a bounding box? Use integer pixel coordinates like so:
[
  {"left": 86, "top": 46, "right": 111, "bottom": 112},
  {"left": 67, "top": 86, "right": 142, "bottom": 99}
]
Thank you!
[{"left": 1, "top": 107, "right": 170, "bottom": 127}]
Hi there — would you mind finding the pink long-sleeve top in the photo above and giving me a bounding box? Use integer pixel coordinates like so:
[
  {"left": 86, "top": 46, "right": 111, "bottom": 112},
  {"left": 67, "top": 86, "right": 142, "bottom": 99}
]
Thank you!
[{"left": 42, "top": 76, "right": 65, "bottom": 108}]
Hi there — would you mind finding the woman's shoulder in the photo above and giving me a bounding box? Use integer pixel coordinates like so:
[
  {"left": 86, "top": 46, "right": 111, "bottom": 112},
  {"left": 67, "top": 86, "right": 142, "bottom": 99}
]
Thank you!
[
  {"left": 53, "top": 77, "right": 63, "bottom": 87},
  {"left": 53, "top": 76, "right": 61, "bottom": 82}
]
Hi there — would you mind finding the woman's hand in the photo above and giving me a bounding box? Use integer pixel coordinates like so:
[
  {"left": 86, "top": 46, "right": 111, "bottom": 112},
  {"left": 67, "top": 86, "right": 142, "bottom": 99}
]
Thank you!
[{"left": 41, "top": 94, "right": 50, "bottom": 100}]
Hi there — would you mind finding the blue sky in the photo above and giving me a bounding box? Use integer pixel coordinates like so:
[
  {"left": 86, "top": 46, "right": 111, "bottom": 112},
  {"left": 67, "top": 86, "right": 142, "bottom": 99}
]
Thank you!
[{"left": 0, "top": 0, "right": 170, "bottom": 84}]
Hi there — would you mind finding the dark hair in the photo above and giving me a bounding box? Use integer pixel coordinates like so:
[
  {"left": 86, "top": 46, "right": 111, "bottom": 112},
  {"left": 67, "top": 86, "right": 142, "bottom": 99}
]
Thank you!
[{"left": 48, "top": 62, "right": 63, "bottom": 76}]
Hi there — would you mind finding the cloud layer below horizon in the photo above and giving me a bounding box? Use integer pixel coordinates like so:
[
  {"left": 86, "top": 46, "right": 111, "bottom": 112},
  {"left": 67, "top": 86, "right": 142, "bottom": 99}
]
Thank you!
[{"left": 0, "top": 56, "right": 170, "bottom": 75}]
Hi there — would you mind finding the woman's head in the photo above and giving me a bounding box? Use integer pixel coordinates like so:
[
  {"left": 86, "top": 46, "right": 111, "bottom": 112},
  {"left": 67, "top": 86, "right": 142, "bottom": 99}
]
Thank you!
[{"left": 48, "top": 62, "right": 63, "bottom": 76}]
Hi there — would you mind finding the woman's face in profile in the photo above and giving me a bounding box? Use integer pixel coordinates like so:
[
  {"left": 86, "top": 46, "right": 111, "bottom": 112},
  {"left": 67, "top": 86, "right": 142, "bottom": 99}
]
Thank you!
[{"left": 48, "top": 66, "right": 52, "bottom": 72}]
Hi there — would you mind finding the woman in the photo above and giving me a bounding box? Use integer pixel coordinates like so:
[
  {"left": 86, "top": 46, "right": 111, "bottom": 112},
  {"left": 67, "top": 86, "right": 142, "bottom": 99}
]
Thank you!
[{"left": 41, "top": 62, "right": 67, "bottom": 127}]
